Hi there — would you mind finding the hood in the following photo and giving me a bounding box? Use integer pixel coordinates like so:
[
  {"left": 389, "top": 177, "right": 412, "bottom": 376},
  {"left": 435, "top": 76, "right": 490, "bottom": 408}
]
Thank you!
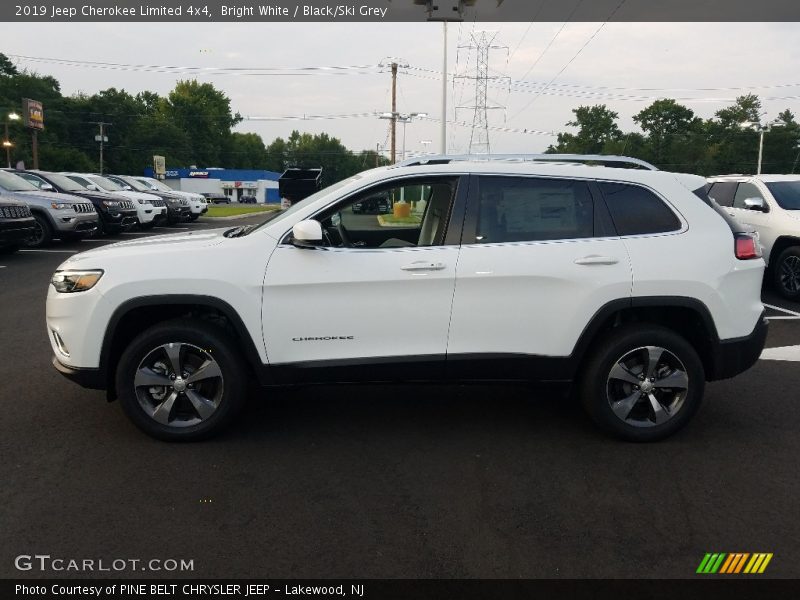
[
  {"left": 63, "top": 228, "right": 231, "bottom": 265},
  {"left": 110, "top": 190, "right": 160, "bottom": 202},
  {"left": 63, "top": 189, "right": 120, "bottom": 202},
  {"left": 17, "top": 190, "right": 89, "bottom": 204}
]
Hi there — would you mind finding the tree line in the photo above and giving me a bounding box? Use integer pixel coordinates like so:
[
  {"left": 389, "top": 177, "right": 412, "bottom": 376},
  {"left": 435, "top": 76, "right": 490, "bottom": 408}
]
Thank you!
[
  {"left": 546, "top": 96, "right": 800, "bottom": 175},
  {"left": 3, "top": 52, "right": 799, "bottom": 182}
]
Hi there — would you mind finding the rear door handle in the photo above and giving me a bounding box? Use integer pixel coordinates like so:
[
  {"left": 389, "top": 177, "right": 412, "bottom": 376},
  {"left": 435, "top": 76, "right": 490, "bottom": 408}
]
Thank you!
[
  {"left": 574, "top": 255, "right": 619, "bottom": 266},
  {"left": 401, "top": 261, "right": 446, "bottom": 272}
]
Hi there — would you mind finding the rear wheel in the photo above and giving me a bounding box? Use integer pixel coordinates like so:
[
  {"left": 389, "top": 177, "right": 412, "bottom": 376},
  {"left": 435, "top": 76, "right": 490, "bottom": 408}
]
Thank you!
[
  {"left": 774, "top": 246, "right": 800, "bottom": 300},
  {"left": 116, "top": 319, "right": 248, "bottom": 441},
  {"left": 580, "top": 324, "right": 705, "bottom": 442},
  {"left": 25, "top": 213, "right": 53, "bottom": 248}
]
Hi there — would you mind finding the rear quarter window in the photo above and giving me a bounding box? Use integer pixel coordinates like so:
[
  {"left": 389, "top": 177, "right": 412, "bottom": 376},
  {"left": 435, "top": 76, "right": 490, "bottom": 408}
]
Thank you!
[{"left": 598, "top": 182, "right": 681, "bottom": 236}]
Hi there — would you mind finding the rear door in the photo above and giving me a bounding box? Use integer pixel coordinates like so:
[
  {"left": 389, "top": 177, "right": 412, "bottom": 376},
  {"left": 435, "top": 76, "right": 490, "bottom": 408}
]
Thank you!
[{"left": 446, "top": 174, "right": 632, "bottom": 380}]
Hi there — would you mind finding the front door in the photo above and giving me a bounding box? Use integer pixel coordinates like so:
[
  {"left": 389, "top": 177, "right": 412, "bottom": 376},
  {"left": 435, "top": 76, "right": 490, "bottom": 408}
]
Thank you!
[{"left": 261, "top": 175, "right": 466, "bottom": 383}]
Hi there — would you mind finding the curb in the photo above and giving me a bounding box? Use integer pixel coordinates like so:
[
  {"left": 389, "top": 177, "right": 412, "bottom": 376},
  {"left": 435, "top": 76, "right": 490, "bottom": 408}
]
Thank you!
[{"left": 198, "top": 211, "right": 279, "bottom": 222}]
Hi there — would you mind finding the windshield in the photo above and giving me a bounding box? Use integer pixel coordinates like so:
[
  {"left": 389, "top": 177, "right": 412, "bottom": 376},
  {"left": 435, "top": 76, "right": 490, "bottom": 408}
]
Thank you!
[
  {"left": 44, "top": 172, "right": 90, "bottom": 191},
  {"left": 0, "top": 170, "right": 40, "bottom": 192},
  {"left": 120, "top": 176, "right": 150, "bottom": 192},
  {"left": 89, "top": 175, "right": 123, "bottom": 192},
  {"left": 765, "top": 181, "right": 800, "bottom": 210},
  {"left": 138, "top": 177, "right": 171, "bottom": 192},
  {"left": 251, "top": 175, "right": 362, "bottom": 233}
]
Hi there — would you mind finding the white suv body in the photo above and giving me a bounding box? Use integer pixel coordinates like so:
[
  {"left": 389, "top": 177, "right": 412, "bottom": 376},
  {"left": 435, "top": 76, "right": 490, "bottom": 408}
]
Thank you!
[
  {"left": 135, "top": 177, "right": 208, "bottom": 220},
  {"left": 47, "top": 156, "right": 767, "bottom": 442},
  {"left": 707, "top": 174, "right": 800, "bottom": 299}
]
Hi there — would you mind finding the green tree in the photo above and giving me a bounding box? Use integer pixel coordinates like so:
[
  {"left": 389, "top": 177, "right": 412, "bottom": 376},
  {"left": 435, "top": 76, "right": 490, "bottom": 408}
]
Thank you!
[{"left": 547, "top": 105, "right": 622, "bottom": 154}]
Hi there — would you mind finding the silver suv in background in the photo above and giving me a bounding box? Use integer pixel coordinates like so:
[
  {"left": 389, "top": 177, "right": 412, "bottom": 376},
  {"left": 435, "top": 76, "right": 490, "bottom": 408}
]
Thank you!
[
  {"left": 707, "top": 175, "right": 800, "bottom": 299},
  {"left": 0, "top": 170, "right": 98, "bottom": 247}
]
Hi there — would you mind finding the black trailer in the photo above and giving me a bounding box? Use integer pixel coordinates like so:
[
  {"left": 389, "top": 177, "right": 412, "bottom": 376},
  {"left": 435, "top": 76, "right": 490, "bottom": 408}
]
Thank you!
[{"left": 278, "top": 168, "right": 322, "bottom": 206}]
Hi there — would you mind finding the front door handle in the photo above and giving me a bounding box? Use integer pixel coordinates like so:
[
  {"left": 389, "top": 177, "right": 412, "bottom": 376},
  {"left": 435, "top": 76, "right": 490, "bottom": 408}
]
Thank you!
[
  {"left": 574, "top": 255, "right": 619, "bottom": 266},
  {"left": 401, "top": 261, "right": 446, "bottom": 272}
]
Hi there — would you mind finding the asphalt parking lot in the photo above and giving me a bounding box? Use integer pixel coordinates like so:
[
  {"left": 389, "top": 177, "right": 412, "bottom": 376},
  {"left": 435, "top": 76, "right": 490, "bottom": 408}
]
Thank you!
[{"left": 1, "top": 217, "right": 799, "bottom": 579}]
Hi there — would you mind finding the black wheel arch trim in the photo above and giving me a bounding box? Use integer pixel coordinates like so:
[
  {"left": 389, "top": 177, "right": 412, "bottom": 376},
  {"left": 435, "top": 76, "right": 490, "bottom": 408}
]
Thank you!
[{"left": 99, "top": 295, "right": 270, "bottom": 396}]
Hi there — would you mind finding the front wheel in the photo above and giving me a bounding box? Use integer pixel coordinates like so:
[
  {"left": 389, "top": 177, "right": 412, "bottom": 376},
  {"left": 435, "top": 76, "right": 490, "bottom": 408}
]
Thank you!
[
  {"left": 774, "top": 246, "right": 800, "bottom": 300},
  {"left": 116, "top": 319, "right": 249, "bottom": 441},
  {"left": 25, "top": 213, "right": 53, "bottom": 248},
  {"left": 579, "top": 324, "right": 705, "bottom": 442}
]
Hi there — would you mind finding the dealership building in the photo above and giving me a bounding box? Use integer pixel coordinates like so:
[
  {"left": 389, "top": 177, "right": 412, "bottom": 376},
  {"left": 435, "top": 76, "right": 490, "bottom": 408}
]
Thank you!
[{"left": 142, "top": 167, "right": 282, "bottom": 203}]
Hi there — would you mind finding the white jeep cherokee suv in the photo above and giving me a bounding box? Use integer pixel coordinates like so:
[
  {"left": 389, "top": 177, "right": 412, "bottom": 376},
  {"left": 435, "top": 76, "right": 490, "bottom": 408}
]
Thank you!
[
  {"left": 707, "top": 175, "right": 800, "bottom": 299},
  {"left": 47, "top": 155, "right": 768, "bottom": 442}
]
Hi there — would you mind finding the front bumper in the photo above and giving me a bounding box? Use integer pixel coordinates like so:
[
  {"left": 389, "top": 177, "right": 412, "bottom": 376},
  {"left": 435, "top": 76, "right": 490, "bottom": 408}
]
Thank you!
[
  {"left": 0, "top": 216, "right": 36, "bottom": 245},
  {"left": 52, "top": 356, "right": 105, "bottom": 390},
  {"left": 709, "top": 311, "right": 768, "bottom": 381},
  {"left": 52, "top": 211, "right": 99, "bottom": 235}
]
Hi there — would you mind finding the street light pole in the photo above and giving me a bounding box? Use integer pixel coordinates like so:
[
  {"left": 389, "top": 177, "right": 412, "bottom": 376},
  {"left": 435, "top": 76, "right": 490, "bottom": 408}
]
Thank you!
[
  {"left": 757, "top": 128, "right": 765, "bottom": 175},
  {"left": 378, "top": 112, "right": 427, "bottom": 163},
  {"left": 743, "top": 117, "right": 784, "bottom": 175},
  {"left": 3, "top": 112, "right": 20, "bottom": 168}
]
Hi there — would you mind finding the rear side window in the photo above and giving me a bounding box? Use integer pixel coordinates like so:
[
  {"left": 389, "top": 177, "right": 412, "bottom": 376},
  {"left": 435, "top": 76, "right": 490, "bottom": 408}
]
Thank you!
[
  {"left": 707, "top": 182, "right": 737, "bottom": 207},
  {"left": 598, "top": 182, "right": 681, "bottom": 236},
  {"left": 475, "top": 176, "right": 593, "bottom": 243}
]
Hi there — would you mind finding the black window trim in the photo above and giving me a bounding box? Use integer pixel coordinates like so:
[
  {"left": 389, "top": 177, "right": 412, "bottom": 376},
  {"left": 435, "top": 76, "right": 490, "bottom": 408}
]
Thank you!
[{"left": 278, "top": 173, "right": 470, "bottom": 249}]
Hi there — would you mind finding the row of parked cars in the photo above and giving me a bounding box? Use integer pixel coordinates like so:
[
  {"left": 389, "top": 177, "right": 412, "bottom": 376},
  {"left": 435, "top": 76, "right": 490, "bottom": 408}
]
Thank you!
[{"left": 0, "top": 170, "right": 208, "bottom": 251}]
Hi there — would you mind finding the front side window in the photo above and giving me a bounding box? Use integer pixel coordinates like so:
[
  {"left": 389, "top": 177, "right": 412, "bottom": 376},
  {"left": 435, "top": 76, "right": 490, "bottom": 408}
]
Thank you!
[
  {"left": 733, "top": 182, "right": 764, "bottom": 209},
  {"left": 473, "top": 176, "right": 593, "bottom": 244},
  {"left": 599, "top": 182, "right": 681, "bottom": 236},
  {"left": 312, "top": 177, "right": 458, "bottom": 249},
  {"left": 0, "top": 170, "right": 39, "bottom": 192},
  {"left": 16, "top": 173, "right": 47, "bottom": 188}
]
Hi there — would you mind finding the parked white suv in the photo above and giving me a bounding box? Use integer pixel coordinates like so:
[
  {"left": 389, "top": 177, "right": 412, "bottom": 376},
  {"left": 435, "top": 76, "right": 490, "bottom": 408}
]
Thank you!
[
  {"left": 65, "top": 173, "right": 161, "bottom": 228},
  {"left": 707, "top": 175, "right": 800, "bottom": 299},
  {"left": 134, "top": 176, "right": 208, "bottom": 220},
  {"left": 47, "top": 155, "right": 767, "bottom": 442}
]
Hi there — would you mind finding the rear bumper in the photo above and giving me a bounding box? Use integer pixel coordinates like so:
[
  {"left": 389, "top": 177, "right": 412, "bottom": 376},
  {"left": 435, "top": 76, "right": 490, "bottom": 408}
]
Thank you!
[
  {"left": 52, "top": 356, "right": 105, "bottom": 390},
  {"left": 709, "top": 311, "right": 768, "bottom": 381}
]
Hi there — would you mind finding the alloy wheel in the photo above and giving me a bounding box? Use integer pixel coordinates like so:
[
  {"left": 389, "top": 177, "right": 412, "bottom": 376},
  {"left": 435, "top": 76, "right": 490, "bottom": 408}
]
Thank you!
[
  {"left": 779, "top": 255, "right": 800, "bottom": 295},
  {"left": 26, "top": 219, "right": 45, "bottom": 247},
  {"left": 134, "top": 342, "right": 224, "bottom": 428},
  {"left": 606, "top": 346, "right": 689, "bottom": 428}
]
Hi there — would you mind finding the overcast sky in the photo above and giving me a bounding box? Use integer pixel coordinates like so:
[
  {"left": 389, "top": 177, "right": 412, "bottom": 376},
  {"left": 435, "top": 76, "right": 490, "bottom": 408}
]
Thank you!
[{"left": 4, "top": 22, "right": 800, "bottom": 161}]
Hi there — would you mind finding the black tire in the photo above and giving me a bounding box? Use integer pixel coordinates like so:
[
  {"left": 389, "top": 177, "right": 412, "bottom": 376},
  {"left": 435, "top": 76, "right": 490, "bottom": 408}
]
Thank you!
[
  {"left": 116, "top": 318, "right": 249, "bottom": 441},
  {"left": 773, "top": 246, "right": 800, "bottom": 300},
  {"left": 25, "top": 213, "right": 53, "bottom": 248},
  {"left": 139, "top": 220, "right": 156, "bottom": 230},
  {"left": 189, "top": 214, "right": 200, "bottom": 221},
  {"left": 579, "top": 324, "right": 705, "bottom": 442}
]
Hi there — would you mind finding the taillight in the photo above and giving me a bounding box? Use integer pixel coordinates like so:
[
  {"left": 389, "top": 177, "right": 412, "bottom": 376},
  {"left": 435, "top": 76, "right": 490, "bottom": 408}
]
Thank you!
[{"left": 734, "top": 233, "right": 762, "bottom": 260}]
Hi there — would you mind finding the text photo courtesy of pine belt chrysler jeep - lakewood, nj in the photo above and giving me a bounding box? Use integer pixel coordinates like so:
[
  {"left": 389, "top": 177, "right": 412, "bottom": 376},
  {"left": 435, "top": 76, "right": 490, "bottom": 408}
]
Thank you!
[{"left": 46, "top": 155, "right": 768, "bottom": 442}]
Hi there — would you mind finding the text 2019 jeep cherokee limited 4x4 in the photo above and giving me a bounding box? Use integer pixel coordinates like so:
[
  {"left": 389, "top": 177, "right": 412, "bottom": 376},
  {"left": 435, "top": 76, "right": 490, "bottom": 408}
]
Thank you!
[{"left": 47, "top": 155, "right": 768, "bottom": 442}]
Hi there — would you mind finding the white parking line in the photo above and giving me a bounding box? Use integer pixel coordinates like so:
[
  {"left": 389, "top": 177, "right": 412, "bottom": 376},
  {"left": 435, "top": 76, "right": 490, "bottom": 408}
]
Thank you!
[
  {"left": 19, "top": 249, "right": 78, "bottom": 254},
  {"left": 764, "top": 303, "right": 800, "bottom": 318},
  {"left": 0, "top": 265, "right": 6, "bottom": 269},
  {"left": 761, "top": 345, "right": 800, "bottom": 362}
]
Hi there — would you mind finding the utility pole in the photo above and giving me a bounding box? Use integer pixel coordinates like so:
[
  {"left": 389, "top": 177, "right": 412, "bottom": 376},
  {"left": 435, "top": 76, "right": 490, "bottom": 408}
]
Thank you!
[
  {"left": 390, "top": 62, "right": 398, "bottom": 164},
  {"left": 91, "top": 122, "right": 111, "bottom": 174},
  {"left": 442, "top": 21, "right": 447, "bottom": 154}
]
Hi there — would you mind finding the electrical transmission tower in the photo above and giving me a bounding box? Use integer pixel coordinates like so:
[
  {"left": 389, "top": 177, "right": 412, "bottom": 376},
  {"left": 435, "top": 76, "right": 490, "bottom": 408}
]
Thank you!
[{"left": 456, "top": 31, "right": 509, "bottom": 154}]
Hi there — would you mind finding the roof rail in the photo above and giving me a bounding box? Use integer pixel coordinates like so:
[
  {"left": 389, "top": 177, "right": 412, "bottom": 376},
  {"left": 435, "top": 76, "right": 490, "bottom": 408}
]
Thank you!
[{"left": 394, "top": 154, "right": 659, "bottom": 171}]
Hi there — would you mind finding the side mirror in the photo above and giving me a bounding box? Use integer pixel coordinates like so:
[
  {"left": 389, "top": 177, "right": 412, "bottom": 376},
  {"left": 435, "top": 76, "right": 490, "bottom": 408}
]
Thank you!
[
  {"left": 744, "top": 197, "right": 768, "bottom": 212},
  {"left": 40, "top": 182, "right": 54, "bottom": 191},
  {"left": 87, "top": 184, "right": 99, "bottom": 191},
  {"left": 291, "top": 219, "right": 324, "bottom": 248}
]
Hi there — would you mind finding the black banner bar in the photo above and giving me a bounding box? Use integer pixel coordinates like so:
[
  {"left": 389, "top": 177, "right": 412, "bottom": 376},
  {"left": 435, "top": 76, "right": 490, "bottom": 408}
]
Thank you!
[
  {"left": 3, "top": 0, "right": 800, "bottom": 23},
  {"left": 4, "top": 579, "right": 800, "bottom": 600}
]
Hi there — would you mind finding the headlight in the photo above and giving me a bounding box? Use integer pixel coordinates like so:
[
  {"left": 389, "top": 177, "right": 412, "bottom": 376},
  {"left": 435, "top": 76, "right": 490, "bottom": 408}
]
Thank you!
[
  {"left": 102, "top": 200, "right": 121, "bottom": 208},
  {"left": 51, "top": 270, "right": 104, "bottom": 293},
  {"left": 51, "top": 202, "right": 73, "bottom": 210},
  {"left": 137, "top": 199, "right": 146, "bottom": 205}
]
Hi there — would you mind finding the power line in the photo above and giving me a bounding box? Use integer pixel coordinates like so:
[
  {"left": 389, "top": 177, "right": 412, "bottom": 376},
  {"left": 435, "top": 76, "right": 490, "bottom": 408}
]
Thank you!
[
  {"left": 516, "top": 0, "right": 585, "bottom": 83},
  {"left": 510, "top": 0, "right": 628, "bottom": 121}
]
